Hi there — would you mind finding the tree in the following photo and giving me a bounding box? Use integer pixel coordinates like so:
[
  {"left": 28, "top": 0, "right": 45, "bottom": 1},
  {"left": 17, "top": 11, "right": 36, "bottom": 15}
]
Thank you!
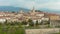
[
  {"left": 12, "top": 11, "right": 15, "bottom": 13},
  {"left": 28, "top": 19, "right": 34, "bottom": 26},
  {"left": 28, "top": 19, "right": 32, "bottom": 23},
  {"left": 4, "top": 20, "right": 7, "bottom": 25},
  {"left": 40, "top": 21, "right": 43, "bottom": 25},
  {"left": 36, "top": 20, "right": 39, "bottom": 26},
  {"left": 10, "top": 21, "right": 15, "bottom": 25},
  {"left": 14, "top": 21, "right": 20, "bottom": 25},
  {"left": 21, "top": 21, "right": 27, "bottom": 25}
]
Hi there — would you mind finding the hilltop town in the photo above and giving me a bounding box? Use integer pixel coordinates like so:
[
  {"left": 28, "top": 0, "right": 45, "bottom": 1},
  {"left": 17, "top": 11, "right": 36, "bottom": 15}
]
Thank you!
[
  {"left": 0, "top": 7, "right": 60, "bottom": 27},
  {"left": 0, "top": 7, "right": 60, "bottom": 34}
]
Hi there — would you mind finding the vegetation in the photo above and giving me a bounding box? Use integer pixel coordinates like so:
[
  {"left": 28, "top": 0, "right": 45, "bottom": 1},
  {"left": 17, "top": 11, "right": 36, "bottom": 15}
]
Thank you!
[
  {"left": 28, "top": 19, "right": 34, "bottom": 26},
  {"left": 0, "top": 21, "right": 25, "bottom": 34},
  {"left": 0, "top": 26, "right": 25, "bottom": 34},
  {"left": 21, "top": 21, "right": 27, "bottom": 25},
  {"left": 11, "top": 11, "right": 15, "bottom": 13},
  {"left": 0, "top": 19, "right": 60, "bottom": 34},
  {"left": 36, "top": 20, "right": 39, "bottom": 26},
  {"left": 52, "top": 32, "right": 60, "bottom": 34}
]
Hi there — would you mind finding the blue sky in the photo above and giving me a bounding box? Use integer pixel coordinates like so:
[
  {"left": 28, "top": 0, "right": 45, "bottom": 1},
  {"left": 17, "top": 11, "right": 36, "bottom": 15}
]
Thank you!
[{"left": 0, "top": 0, "right": 60, "bottom": 12}]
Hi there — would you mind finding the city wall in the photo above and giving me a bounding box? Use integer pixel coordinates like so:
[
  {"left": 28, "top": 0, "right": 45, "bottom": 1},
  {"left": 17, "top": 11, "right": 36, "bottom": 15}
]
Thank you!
[{"left": 25, "top": 28, "right": 60, "bottom": 34}]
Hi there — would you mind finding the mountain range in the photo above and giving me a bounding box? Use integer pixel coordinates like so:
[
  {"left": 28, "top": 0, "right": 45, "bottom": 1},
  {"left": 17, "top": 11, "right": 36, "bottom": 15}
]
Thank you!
[
  {"left": 0, "top": 6, "right": 29, "bottom": 12},
  {"left": 0, "top": 6, "right": 60, "bottom": 14}
]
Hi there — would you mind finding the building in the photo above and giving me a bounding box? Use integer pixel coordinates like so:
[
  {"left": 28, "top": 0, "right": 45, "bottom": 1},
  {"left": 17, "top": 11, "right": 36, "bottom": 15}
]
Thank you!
[{"left": 0, "top": 18, "right": 6, "bottom": 23}]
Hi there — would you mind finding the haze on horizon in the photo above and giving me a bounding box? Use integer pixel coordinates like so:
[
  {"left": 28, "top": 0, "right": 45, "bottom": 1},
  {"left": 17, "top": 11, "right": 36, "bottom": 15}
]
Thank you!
[{"left": 0, "top": 0, "right": 60, "bottom": 14}]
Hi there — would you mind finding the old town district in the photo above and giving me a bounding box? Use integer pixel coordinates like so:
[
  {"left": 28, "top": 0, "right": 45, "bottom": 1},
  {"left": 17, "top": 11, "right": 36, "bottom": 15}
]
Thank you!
[{"left": 0, "top": 8, "right": 60, "bottom": 28}]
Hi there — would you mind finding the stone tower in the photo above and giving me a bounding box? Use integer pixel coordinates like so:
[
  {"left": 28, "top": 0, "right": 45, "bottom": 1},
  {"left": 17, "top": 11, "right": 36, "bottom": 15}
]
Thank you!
[
  {"left": 31, "top": 6, "right": 35, "bottom": 13},
  {"left": 30, "top": 6, "right": 36, "bottom": 15}
]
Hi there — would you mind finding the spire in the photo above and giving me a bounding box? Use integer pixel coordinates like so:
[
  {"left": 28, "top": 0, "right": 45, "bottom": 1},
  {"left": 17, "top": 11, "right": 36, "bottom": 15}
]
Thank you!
[
  {"left": 32, "top": 6, "right": 35, "bottom": 12},
  {"left": 29, "top": 6, "right": 35, "bottom": 13},
  {"left": 32, "top": 6, "right": 34, "bottom": 10}
]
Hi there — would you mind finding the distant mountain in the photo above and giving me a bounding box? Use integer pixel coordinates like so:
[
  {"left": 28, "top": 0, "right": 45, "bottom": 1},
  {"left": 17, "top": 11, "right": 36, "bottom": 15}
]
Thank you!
[
  {"left": 0, "top": 6, "right": 59, "bottom": 14},
  {"left": 39, "top": 8, "right": 60, "bottom": 14},
  {"left": 0, "top": 6, "right": 29, "bottom": 12}
]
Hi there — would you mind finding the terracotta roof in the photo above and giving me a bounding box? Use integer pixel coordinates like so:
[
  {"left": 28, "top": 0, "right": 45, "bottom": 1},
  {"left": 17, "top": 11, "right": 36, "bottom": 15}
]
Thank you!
[{"left": 45, "top": 12, "right": 60, "bottom": 17}]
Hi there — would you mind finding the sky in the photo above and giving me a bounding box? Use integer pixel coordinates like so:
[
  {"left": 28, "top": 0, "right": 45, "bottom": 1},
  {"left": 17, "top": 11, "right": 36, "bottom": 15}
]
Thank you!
[{"left": 0, "top": 0, "right": 60, "bottom": 13}]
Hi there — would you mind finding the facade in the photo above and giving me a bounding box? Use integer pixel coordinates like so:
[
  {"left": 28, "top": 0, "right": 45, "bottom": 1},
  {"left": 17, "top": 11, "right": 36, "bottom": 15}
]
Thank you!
[
  {"left": 0, "top": 18, "right": 6, "bottom": 23},
  {"left": 50, "top": 20, "right": 60, "bottom": 27},
  {"left": 50, "top": 15, "right": 60, "bottom": 20}
]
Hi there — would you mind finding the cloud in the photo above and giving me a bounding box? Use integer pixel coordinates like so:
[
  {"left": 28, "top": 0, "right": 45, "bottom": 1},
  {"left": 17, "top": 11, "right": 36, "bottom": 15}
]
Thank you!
[
  {"left": 0, "top": 0, "right": 11, "bottom": 6},
  {"left": 0, "top": 0, "right": 60, "bottom": 10},
  {"left": 11, "top": 0, "right": 35, "bottom": 9},
  {"left": 36, "top": 2, "right": 60, "bottom": 10}
]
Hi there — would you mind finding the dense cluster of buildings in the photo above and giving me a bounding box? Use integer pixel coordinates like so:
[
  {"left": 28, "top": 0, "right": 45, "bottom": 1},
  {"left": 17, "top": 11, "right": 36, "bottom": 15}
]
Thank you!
[{"left": 0, "top": 7, "right": 60, "bottom": 27}]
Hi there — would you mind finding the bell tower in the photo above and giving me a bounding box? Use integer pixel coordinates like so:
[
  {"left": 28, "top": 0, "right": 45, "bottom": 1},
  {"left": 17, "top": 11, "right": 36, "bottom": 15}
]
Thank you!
[
  {"left": 32, "top": 6, "right": 35, "bottom": 12},
  {"left": 30, "top": 6, "right": 36, "bottom": 15}
]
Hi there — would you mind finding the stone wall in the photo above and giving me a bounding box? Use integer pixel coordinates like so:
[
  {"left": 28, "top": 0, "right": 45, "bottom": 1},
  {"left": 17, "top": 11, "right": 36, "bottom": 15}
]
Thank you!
[
  {"left": 50, "top": 20, "right": 60, "bottom": 27},
  {"left": 25, "top": 28, "right": 60, "bottom": 34}
]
